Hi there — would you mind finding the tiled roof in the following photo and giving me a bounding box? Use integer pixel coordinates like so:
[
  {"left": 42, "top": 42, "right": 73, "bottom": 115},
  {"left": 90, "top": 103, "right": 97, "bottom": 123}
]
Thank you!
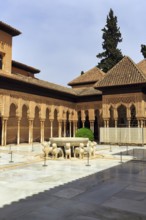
[
  {"left": 95, "top": 56, "right": 146, "bottom": 88},
  {"left": 68, "top": 67, "right": 105, "bottom": 86},
  {"left": 137, "top": 59, "right": 146, "bottom": 76},
  {"left": 74, "top": 87, "right": 102, "bottom": 96},
  {"left": 12, "top": 60, "right": 40, "bottom": 74},
  {"left": 0, "top": 72, "right": 77, "bottom": 96},
  {"left": 0, "top": 72, "right": 103, "bottom": 98}
]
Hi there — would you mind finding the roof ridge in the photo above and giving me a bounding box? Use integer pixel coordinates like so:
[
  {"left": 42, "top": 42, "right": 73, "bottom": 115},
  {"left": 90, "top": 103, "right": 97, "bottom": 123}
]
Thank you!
[
  {"left": 68, "top": 66, "right": 105, "bottom": 86},
  {"left": 94, "top": 56, "right": 146, "bottom": 89},
  {"left": 126, "top": 56, "right": 146, "bottom": 80}
]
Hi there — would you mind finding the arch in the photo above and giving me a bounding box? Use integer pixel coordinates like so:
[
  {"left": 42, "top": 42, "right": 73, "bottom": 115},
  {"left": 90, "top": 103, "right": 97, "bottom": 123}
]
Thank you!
[
  {"left": 130, "top": 104, "right": 138, "bottom": 127},
  {"left": 20, "top": 105, "right": 29, "bottom": 143},
  {"left": 44, "top": 108, "right": 51, "bottom": 140},
  {"left": 117, "top": 104, "right": 127, "bottom": 127},
  {"left": 7, "top": 103, "right": 17, "bottom": 144},
  {"left": 33, "top": 106, "right": 40, "bottom": 142}
]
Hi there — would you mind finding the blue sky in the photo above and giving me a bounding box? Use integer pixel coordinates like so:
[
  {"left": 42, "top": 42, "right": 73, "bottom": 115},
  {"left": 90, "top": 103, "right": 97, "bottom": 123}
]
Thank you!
[{"left": 1, "top": 0, "right": 146, "bottom": 86}]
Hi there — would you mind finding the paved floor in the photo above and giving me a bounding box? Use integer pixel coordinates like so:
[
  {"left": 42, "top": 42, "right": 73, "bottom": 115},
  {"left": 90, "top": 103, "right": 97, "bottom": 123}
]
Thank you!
[{"left": 0, "top": 144, "right": 146, "bottom": 219}]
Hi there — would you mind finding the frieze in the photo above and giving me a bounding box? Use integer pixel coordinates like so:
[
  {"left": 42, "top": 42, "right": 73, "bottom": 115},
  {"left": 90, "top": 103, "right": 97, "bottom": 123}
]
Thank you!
[
  {"left": 0, "top": 89, "right": 75, "bottom": 109},
  {"left": 103, "top": 95, "right": 139, "bottom": 105}
]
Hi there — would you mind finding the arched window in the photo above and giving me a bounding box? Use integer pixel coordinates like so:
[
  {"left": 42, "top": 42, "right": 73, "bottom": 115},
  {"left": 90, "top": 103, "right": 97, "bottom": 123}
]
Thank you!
[{"left": 117, "top": 105, "right": 127, "bottom": 127}]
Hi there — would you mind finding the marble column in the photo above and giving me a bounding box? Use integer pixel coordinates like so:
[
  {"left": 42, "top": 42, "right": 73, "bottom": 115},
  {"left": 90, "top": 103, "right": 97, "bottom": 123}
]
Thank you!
[
  {"left": 69, "top": 121, "right": 72, "bottom": 137},
  {"left": 63, "top": 120, "right": 66, "bottom": 137},
  {"left": 82, "top": 121, "right": 85, "bottom": 128},
  {"left": 4, "top": 119, "right": 7, "bottom": 146},
  {"left": 90, "top": 120, "right": 94, "bottom": 132},
  {"left": 58, "top": 121, "right": 62, "bottom": 137},
  {"left": 1, "top": 118, "right": 4, "bottom": 146},
  {"left": 141, "top": 120, "right": 144, "bottom": 128},
  {"left": 73, "top": 121, "right": 77, "bottom": 137},
  {"left": 107, "top": 120, "right": 109, "bottom": 128},
  {"left": 114, "top": 119, "right": 117, "bottom": 127},
  {"left": 17, "top": 118, "right": 21, "bottom": 145},
  {"left": 50, "top": 120, "right": 53, "bottom": 138},
  {"left": 29, "top": 119, "right": 33, "bottom": 144},
  {"left": 40, "top": 120, "right": 45, "bottom": 143},
  {"left": 104, "top": 120, "right": 106, "bottom": 128},
  {"left": 1, "top": 118, "right": 8, "bottom": 146}
]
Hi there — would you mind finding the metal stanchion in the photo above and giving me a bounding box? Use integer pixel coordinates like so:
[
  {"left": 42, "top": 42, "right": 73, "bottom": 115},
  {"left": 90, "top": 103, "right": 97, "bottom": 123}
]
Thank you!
[
  {"left": 86, "top": 151, "right": 91, "bottom": 166},
  {"left": 42, "top": 154, "right": 47, "bottom": 167},
  {"left": 9, "top": 151, "right": 14, "bottom": 163}
]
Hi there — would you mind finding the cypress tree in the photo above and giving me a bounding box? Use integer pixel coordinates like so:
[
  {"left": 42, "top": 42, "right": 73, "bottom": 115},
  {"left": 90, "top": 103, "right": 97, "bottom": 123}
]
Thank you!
[
  {"left": 141, "top": 44, "right": 146, "bottom": 58},
  {"left": 97, "top": 9, "right": 123, "bottom": 72}
]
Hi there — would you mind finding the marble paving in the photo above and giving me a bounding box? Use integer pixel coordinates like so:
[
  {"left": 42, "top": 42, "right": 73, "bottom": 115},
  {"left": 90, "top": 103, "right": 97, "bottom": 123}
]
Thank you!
[
  {"left": 0, "top": 144, "right": 146, "bottom": 219},
  {"left": 0, "top": 143, "right": 135, "bottom": 208}
]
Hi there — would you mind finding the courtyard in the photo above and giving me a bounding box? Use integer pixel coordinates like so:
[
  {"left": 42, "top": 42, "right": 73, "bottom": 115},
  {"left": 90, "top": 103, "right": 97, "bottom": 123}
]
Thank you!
[{"left": 0, "top": 144, "right": 146, "bottom": 219}]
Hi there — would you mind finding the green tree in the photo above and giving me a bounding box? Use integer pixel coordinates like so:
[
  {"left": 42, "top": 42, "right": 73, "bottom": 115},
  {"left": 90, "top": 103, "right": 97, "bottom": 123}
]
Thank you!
[
  {"left": 97, "top": 9, "right": 123, "bottom": 72},
  {"left": 141, "top": 44, "right": 146, "bottom": 58}
]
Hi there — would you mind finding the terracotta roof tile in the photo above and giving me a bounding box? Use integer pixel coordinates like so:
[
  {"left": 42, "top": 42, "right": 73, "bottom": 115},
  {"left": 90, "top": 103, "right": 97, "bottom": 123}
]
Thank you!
[
  {"left": 68, "top": 67, "right": 105, "bottom": 86},
  {"left": 12, "top": 60, "right": 40, "bottom": 74},
  {"left": 0, "top": 72, "right": 77, "bottom": 96},
  {"left": 95, "top": 56, "right": 146, "bottom": 88},
  {"left": 137, "top": 59, "right": 146, "bottom": 76},
  {"left": 0, "top": 72, "right": 102, "bottom": 97},
  {"left": 74, "top": 87, "right": 102, "bottom": 96}
]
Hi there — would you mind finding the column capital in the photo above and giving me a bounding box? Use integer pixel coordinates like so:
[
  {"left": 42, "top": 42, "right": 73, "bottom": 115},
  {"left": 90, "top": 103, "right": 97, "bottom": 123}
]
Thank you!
[
  {"left": 40, "top": 119, "right": 45, "bottom": 122},
  {"left": 2, "top": 117, "right": 8, "bottom": 121},
  {"left": 28, "top": 117, "right": 34, "bottom": 121}
]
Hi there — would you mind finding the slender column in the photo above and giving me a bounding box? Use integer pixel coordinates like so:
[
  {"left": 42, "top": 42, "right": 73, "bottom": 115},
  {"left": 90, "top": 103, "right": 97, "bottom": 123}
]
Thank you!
[
  {"left": 58, "top": 121, "right": 62, "bottom": 137},
  {"left": 128, "top": 119, "right": 130, "bottom": 128},
  {"left": 40, "top": 120, "right": 45, "bottom": 143},
  {"left": 141, "top": 120, "right": 144, "bottom": 128},
  {"left": 29, "top": 119, "right": 33, "bottom": 144},
  {"left": 63, "top": 120, "right": 66, "bottom": 137},
  {"left": 50, "top": 120, "right": 53, "bottom": 138},
  {"left": 90, "top": 120, "right": 94, "bottom": 132},
  {"left": 4, "top": 119, "right": 7, "bottom": 146},
  {"left": 104, "top": 120, "right": 106, "bottom": 128},
  {"left": 73, "top": 121, "right": 77, "bottom": 137},
  {"left": 1, "top": 118, "right": 4, "bottom": 146},
  {"left": 138, "top": 120, "right": 140, "bottom": 128},
  {"left": 17, "top": 118, "right": 21, "bottom": 145},
  {"left": 29, "top": 120, "right": 31, "bottom": 144},
  {"left": 69, "top": 121, "right": 72, "bottom": 137},
  {"left": 107, "top": 120, "right": 109, "bottom": 128},
  {"left": 82, "top": 121, "right": 85, "bottom": 128},
  {"left": 115, "top": 119, "right": 117, "bottom": 127}
]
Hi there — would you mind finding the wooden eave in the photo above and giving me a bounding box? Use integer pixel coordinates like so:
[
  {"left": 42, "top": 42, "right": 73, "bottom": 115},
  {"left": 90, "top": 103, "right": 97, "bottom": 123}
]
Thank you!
[
  {"left": 0, "top": 21, "right": 21, "bottom": 36},
  {"left": 12, "top": 60, "right": 40, "bottom": 74}
]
